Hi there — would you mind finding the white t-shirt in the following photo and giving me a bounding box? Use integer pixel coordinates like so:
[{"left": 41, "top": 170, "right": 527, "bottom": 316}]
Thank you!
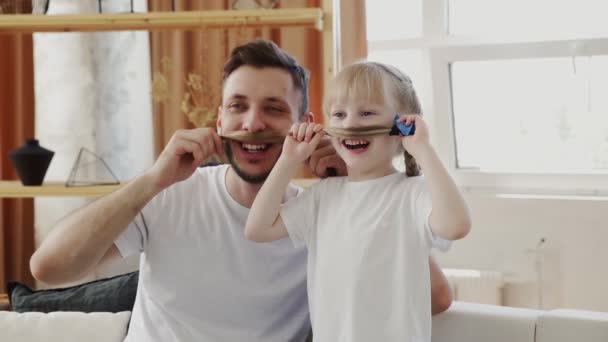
[
  {"left": 281, "top": 172, "right": 445, "bottom": 342},
  {"left": 115, "top": 165, "right": 310, "bottom": 342}
]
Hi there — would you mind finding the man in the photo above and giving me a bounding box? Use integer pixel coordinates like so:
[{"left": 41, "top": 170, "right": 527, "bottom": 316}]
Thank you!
[{"left": 30, "top": 40, "right": 452, "bottom": 341}]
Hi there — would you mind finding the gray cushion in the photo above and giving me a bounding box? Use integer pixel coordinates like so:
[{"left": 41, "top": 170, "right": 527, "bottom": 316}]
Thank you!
[{"left": 6, "top": 271, "right": 138, "bottom": 313}]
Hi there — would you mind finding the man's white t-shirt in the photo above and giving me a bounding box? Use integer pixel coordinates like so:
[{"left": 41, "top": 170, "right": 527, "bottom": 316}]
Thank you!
[
  {"left": 115, "top": 165, "right": 310, "bottom": 342},
  {"left": 281, "top": 172, "right": 444, "bottom": 342}
]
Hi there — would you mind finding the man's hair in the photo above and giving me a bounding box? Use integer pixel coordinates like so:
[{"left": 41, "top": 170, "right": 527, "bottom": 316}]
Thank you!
[{"left": 222, "top": 39, "right": 310, "bottom": 118}]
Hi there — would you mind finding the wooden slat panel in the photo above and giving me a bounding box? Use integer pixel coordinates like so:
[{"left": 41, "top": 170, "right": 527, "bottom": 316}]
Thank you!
[{"left": 0, "top": 8, "right": 323, "bottom": 33}]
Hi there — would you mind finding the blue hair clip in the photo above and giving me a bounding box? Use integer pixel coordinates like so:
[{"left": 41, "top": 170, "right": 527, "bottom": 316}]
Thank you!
[{"left": 389, "top": 114, "right": 416, "bottom": 136}]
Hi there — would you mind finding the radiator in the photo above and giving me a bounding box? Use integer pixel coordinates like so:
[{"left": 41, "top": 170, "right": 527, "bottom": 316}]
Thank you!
[{"left": 443, "top": 268, "right": 505, "bottom": 305}]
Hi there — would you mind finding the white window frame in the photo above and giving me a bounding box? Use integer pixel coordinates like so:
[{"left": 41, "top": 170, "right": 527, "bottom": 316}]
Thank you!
[{"left": 367, "top": 0, "right": 608, "bottom": 196}]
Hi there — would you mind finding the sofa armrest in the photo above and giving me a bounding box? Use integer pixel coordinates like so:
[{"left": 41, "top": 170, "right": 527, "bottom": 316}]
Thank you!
[
  {"left": 536, "top": 309, "right": 608, "bottom": 342},
  {"left": 432, "top": 301, "right": 542, "bottom": 342},
  {"left": 0, "top": 311, "right": 131, "bottom": 342}
]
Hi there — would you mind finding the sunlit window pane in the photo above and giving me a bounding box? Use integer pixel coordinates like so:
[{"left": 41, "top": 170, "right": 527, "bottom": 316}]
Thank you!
[
  {"left": 449, "top": 0, "right": 608, "bottom": 40},
  {"left": 366, "top": 0, "right": 422, "bottom": 41},
  {"left": 451, "top": 56, "right": 608, "bottom": 173},
  {"left": 367, "top": 50, "right": 426, "bottom": 105}
]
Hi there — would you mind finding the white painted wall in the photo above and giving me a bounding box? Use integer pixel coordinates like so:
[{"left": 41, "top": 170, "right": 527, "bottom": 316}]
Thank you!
[{"left": 434, "top": 193, "right": 608, "bottom": 311}]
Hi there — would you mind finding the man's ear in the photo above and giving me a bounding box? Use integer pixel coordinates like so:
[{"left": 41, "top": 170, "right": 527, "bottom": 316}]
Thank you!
[
  {"left": 301, "top": 111, "right": 315, "bottom": 123},
  {"left": 216, "top": 106, "right": 222, "bottom": 134}
]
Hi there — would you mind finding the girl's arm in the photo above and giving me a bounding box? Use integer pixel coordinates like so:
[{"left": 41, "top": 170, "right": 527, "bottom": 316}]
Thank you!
[
  {"left": 400, "top": 116, "right": 472, "bottom": 240},
  {"left": 245, "top": 160, "right": 296, "bottom": 242},
  {"left": 245, "top": 123, "right": 325, "bottom": 242}
]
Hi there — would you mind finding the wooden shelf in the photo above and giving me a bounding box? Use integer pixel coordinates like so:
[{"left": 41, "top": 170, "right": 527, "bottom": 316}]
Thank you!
[
  {"left": 0, "top": 181, "right": 121, "bottom": 198},
  {"left": 0, "top": 178, "right": 320, "bottom": 198},
  {"left": 0, "top": 8, "right": 323, "bottom": 33}
]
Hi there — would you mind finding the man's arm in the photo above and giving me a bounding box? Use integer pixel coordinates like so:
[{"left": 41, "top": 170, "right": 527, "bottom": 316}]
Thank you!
[
  {"left": 30, "top": 128, "right": 223, "bottom": 285},
  {"left": 30, "top": 173, "right": 160, "bottom": 285},
  {"left": 430, "top": 256, "right": 453, "bottom": 314}
]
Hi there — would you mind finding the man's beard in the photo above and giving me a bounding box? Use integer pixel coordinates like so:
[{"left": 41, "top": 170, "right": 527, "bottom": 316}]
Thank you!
[{"left": 223, "top": 140, "right": 277, "bottom": 184}]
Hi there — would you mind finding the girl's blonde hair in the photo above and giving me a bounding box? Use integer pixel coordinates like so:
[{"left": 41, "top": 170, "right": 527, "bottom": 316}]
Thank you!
[{"left": 323, "top": 61, "right": 422, "bottom": 176}]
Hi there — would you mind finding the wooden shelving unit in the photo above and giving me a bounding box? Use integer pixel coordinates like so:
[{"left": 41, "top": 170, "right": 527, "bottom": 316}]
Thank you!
[
  {"left": 0, "top": 4, "right": 337, "bottom": 199},
  {"left": 0, "top": 8, "right": 323, "bottom": 33}
]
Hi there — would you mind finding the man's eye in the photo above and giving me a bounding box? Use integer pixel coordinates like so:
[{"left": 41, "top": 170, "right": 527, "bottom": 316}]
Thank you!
[
  {"left": 362, "top": 111, "right": 376, "bottom": 116},
  {"left": 267, "top": 106, "right": 284, "bottom": 112},
  {"left": 229, "top": 103, "right": 245, "bottom": 111}
]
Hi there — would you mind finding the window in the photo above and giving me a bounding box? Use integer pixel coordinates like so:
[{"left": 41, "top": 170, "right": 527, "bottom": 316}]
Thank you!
[
  {"left": 365, "top": 0, "right": 422, "bottom": 41},
  {"left": 449, "top": 0, "right": 608, "bottom": 40},
  {"left": 367, "top": 49, "right": 425, "bottom": 104},
  {"left": 452, "top": 56, "right": 608, "bottom": 173},
  {"left": 366, "top": 0, "right": 608, "bottom": 195}
]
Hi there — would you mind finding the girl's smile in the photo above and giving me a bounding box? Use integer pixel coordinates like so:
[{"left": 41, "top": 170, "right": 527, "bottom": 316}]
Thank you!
[{"left": 341, "top": 138, "right": 371, "bottom": 154}]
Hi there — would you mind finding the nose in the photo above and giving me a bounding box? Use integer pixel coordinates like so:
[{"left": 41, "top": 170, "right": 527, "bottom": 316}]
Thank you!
[
  {"left": 343, "top": 113, "right": 361, "bottom": 128},
  {"left": 241, "top": 105, "right": 266, "bottom": 132}
]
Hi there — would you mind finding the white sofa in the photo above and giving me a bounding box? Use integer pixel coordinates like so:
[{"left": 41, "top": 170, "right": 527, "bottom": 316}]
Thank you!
[
  {"left": 0, "top": 311, "right": 131, "bottom": 342},
  {"left": 2, "top": 302, "right": 608, "bottom": 342},
  {"left": 433, "top": 302, "right": 608, "bottom": 342}
]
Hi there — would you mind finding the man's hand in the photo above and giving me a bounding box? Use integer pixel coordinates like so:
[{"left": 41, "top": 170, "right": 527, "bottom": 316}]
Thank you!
[
  {"left": 306, "top": 136, "right": 347, "bottom": 178},
  {"left": 147, "top": 128, "right": 223, "bottom": 190}
]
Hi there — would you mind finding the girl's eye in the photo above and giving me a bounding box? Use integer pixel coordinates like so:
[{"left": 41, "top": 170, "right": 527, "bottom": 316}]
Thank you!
[
  {"left": 332, "top": 112, "right": 345, "bottom": 118},
  {"left": 362, "top": 111, "right": 376, "bottom": 116}
]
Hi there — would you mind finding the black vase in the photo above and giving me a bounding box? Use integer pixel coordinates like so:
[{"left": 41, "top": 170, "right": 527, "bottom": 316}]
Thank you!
[{"left": 8, "top": 139, "right": 54, "bottom": 186}]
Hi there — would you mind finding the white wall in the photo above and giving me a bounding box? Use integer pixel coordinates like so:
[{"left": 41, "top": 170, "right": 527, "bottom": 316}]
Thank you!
[{"left": 434, "top": 193, "right": 608, "bottom": 311}]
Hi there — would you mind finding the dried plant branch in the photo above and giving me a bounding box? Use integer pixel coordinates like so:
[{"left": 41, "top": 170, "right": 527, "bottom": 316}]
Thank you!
[{"left": 151, "top": 71, "right": 169, "bottom": 103}]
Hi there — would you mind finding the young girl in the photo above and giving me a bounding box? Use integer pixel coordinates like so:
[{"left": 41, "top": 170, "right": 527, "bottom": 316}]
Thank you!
[{"left": 245, "top": 61, "right": 471, "bottom": 342}]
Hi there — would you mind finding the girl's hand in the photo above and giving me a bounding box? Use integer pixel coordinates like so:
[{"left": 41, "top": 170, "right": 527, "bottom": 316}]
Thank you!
[
  {"left": 280, "top": 123, "right": 326, "bottom": 164},
  {"left": 397, "top": 115, "right": 431, "bottom": 156}
]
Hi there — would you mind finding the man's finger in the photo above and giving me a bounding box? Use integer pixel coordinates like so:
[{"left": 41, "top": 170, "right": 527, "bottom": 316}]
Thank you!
[
  {"left": 309, "top": 144, "right": 335, "bottom": 172},
  {"left": 178, "top": 130, "right": 213, "bottom": 158},
  {"left": 315, "top": 154, "right": 345, "bottom": 178},
  {"left": 211, "top": 131, "right": 224, "bottom": 156}
]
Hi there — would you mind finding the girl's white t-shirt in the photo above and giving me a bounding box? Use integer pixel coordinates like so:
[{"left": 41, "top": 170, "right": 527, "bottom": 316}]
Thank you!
[{"left": 281, "top": 172, "right": 446, "bottom": 342}]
